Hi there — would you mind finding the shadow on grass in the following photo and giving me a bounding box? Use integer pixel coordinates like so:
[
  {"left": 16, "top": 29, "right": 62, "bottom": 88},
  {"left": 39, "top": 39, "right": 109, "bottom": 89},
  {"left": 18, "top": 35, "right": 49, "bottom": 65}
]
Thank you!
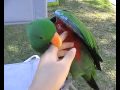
[{"left": 4, "top": 24, "right": 40, "bottom": 64}]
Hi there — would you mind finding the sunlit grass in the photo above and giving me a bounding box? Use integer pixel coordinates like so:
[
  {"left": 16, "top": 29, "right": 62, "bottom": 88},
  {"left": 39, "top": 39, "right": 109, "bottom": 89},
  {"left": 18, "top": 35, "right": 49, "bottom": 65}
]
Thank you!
[
  {"left": 100, "top": 39, "right": 109, "bottom": 44},
  {"left": 111, "top": 33, "right": 116, "bottom": 40},
  {"left": 7, "top": 45, "right": 19, "bottom": 53},
  {"left": 82, "top": 0, "right": 112, "bottom": 11},
  {"left": 105, "top": 70, "right": 116, "bottom": 80}
]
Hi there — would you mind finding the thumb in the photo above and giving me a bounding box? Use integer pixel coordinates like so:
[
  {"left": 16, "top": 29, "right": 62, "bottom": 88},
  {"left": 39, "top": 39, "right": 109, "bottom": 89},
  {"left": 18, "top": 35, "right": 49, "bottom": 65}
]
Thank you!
[
  {"left": 42, "top": 45, "right": 58, "bottom": 62},
  {"left": 62, "top": 48, "right": 76, "bottom": 66},
  {"left": 47, "top": 45, "right": 58, "bottom": 55}
]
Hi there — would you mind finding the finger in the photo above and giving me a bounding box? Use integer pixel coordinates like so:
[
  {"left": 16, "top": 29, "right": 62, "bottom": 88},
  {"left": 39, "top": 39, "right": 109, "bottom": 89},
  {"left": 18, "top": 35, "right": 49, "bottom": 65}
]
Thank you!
[
  {"left": 41, "top": 45, "right": 59, "bottom": 62},
  {"left": 59, "top": 42, "right": 74, "bottom": 50},
  {"left": 61, "top": 48, "right": 76, "bottom": 66},
  {"left": 58, "top": 50, "right": 68, "bottom": 57},
  {"left": 47, "top": 45, "right": 58, "bottom": 55},
  {"left": 60, "top": 31, "right": 68, "bottom": 41}
]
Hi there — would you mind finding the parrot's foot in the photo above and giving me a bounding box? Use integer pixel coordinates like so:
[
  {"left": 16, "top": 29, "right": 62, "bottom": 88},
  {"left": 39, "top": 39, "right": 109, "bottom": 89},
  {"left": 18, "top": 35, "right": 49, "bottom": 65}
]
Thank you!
[{"left": 60, "top": 76, "right": 77, "bottom": 90}]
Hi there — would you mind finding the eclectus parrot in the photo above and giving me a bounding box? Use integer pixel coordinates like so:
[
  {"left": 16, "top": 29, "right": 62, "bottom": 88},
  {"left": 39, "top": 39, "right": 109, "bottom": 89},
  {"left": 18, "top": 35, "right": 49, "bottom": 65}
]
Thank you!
[{"left": 26, "top": 10, "right": 103, "bottom": 90}]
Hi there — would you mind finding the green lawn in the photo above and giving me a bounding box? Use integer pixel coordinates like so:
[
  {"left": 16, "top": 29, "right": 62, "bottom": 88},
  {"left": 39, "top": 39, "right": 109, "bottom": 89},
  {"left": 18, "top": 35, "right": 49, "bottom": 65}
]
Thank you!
[{"left": 4, "top": 0, "right": 116, "bottom": 90}]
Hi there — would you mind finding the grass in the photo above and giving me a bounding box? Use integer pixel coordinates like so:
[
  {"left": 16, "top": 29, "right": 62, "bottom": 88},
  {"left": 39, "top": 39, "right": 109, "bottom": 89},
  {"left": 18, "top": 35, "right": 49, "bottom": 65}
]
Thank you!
[
  {"left": 4, "top": 25, "right": 40, "bottom": 63},
  {"left": 82, "top": 0, "right": 112, "bottom": 11},
  {"left": 4, "top": 0, "right": 116, "bottom": 90}
]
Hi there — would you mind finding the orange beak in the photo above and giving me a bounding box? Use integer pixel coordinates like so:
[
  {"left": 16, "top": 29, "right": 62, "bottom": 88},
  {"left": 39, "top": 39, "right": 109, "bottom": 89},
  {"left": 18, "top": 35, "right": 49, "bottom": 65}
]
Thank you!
[{"left": 51, "top": 32, "right": 62, "bottom": 48}]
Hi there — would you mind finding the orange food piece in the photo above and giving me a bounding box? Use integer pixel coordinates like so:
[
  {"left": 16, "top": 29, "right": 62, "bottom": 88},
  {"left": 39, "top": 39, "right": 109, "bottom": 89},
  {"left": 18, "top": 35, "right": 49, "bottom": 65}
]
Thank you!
[{"left": 51, "top": 32, "right": 62, "bottom": 48}]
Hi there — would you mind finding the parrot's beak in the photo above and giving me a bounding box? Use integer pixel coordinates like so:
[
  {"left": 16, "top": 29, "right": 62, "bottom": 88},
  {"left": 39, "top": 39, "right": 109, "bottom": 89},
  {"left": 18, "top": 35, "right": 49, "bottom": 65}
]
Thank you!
[{"left": 51, "top": 32, "right": 62, "bottom": 48}]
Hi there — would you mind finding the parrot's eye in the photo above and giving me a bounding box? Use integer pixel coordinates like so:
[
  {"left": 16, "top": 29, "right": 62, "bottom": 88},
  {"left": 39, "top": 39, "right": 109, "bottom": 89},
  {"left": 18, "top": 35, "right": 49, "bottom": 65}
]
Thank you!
[{"left": 39, "top": 36, "right": 43, "bottom": 39}]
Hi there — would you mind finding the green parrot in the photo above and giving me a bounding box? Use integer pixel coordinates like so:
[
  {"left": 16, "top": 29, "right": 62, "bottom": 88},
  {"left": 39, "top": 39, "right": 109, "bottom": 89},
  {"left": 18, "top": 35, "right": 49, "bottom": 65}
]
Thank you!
[{"left": 26, "top": 10, "right": 103, "bottom": 90}]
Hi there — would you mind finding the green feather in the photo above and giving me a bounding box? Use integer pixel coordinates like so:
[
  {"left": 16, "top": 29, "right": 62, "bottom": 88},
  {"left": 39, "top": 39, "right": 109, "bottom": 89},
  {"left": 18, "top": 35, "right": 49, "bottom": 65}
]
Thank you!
[
  {"left": 54, "top": 10, "right": 98, "bottom": 50},
  {"left": 26, "top": 18, "right": 56, "bottom": 53},
  {"left": 53, "top": 10, "right": 102, "bottom": 89},
  {"left": 71, "top": 44, "right": 96, "bottom": 79},
  {"left": 54, "top": 9, "right": 103, "bottom": 70}
]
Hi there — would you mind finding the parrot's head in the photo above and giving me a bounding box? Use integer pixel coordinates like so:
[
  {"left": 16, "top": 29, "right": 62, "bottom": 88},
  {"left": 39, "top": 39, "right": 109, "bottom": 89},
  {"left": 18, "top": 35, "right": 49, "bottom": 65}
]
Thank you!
[{"left": 26, "top": 18, "right": 62, "bottom": 53}]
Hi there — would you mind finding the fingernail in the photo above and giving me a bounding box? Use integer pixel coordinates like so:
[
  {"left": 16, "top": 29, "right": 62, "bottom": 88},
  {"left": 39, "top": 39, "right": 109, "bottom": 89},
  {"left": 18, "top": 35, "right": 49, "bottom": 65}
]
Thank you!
[{"left": 71, "top": 48, "right": 76, "bottom": 53}]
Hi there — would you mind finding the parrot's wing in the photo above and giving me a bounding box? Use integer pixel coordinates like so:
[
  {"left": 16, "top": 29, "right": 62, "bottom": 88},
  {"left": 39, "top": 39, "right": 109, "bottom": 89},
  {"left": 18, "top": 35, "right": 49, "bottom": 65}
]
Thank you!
[
  {"left": 54, "top": 10, "right": 103, "bottom": 70},
  {"left": 70, "top": 44, "right": 99, "bottom": 90},
  {"left": 80, "top": 45, "right": 99, "bottom": 90}
]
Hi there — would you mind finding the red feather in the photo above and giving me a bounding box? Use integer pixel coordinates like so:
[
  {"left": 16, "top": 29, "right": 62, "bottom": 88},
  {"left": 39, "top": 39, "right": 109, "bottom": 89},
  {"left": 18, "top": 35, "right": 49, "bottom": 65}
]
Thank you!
[{"left": 55, "top": 18, "right": 81, "bottom": 60}]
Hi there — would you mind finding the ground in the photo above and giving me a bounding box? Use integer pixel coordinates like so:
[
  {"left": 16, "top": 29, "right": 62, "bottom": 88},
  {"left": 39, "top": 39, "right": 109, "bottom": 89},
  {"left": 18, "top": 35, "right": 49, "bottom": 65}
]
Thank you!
[{"left": 4, "top": 0, "right": 116, "bottom": 90}]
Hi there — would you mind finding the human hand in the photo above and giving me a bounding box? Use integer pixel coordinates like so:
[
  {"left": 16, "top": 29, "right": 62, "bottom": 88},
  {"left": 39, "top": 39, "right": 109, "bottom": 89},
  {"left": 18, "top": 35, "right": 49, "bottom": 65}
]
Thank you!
[{"left": 29, "top": 32, "right": 76, "bottom": 90}]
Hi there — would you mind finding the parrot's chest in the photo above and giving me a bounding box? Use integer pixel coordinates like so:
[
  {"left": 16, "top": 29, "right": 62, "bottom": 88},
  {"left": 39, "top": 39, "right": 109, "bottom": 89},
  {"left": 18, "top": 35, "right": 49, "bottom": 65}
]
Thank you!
[{"left": 55, "top": 19, "right": 81, "bottom": 60}]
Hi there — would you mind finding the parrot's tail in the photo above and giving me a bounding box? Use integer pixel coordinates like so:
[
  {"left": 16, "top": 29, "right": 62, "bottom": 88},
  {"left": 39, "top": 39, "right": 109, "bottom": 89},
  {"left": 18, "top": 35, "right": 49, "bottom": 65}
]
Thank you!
[
  {"left": 83, "top": 76, "right": 99, "bottom": 90},
  {"left": 88, "top": 48, "right": 103, "bottom": 71}
]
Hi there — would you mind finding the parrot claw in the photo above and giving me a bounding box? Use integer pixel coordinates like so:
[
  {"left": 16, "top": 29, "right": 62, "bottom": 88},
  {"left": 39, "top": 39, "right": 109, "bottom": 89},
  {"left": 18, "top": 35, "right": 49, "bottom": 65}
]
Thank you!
[{"left": 60, "top": 76, "right": 77, "bottom": 90}]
